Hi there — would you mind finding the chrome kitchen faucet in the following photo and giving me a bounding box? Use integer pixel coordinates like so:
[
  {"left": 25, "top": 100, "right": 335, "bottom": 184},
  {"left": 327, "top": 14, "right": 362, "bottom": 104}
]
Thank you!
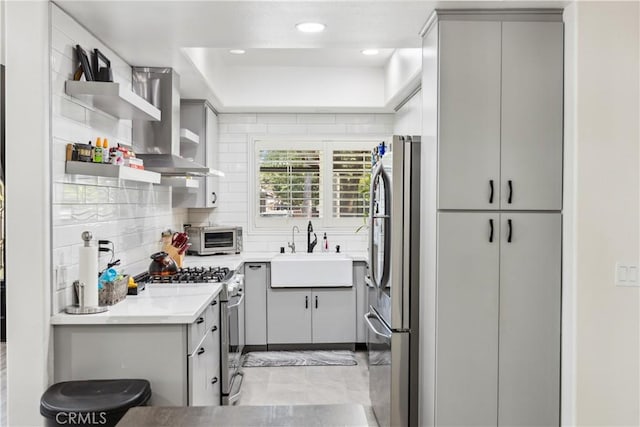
[{"left": 288, "top": 226, "right": 300, "bottom": 253}]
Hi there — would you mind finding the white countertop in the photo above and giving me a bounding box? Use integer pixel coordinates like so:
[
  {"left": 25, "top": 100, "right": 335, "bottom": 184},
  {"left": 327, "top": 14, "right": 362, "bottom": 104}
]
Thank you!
[
  {"left": 51, "top": 251, "right": 366, "bottom": 326},
  {"left": 50, "top": 283, "right": 223, "bottom": 326}
]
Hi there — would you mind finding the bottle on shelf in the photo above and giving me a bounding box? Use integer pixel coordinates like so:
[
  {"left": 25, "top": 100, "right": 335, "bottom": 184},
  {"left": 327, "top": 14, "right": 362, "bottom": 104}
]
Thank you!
[
  {"left": 92, "top": 138, "right": 103, "bottom": 163},
  {"left": 102, "top": 138, "right": 110, "bottom": 163}
]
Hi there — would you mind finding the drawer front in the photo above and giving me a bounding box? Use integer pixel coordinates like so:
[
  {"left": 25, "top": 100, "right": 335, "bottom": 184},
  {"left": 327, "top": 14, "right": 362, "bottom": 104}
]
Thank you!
[
  {"left": 206, "top": 297, "right": 220, "bottom": 330},
  {"left": 188, "top": 333, "right": 210, "bottom": 406},
  {"left": 206, "top": 324, "right": 222, "bottom": 405},
  {"left": 188, "top": 310, "right": 208, "bottom": 355}
]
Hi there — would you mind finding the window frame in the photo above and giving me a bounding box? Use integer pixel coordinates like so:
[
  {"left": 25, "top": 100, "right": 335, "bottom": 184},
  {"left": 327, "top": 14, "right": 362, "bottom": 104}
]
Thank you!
[{"left": 249, "top": 137, "right": 377, "bottom": 234}]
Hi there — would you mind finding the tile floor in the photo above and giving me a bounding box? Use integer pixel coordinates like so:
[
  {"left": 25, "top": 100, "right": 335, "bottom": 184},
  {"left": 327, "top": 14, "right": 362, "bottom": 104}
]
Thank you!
[{"left": 238, "top": 351, "right": 378, "bottom": 426}]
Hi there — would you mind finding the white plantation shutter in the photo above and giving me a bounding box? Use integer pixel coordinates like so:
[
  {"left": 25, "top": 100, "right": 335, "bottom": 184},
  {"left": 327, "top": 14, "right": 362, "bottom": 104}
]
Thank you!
[
  {"left": 258, "top": 149, "right": 322, "bottom": 218},
  {"left": 254, "top": 140, "right": 374, "bottom": 229},
  {"left": 332, "top": 150, "right": 371, "bottom": 218}
]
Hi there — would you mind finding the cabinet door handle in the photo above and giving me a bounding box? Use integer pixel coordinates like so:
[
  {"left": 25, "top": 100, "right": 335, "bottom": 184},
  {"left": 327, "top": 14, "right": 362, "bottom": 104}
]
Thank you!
[
  {"left": 211, "top": 192, "right": 217, "bottom": 204},
  {"left": 210, "top": 300, "right": 217, "bottom": 306},
  {"left": 211, "top": 325, "right": 217, "bottom": 332},
  {"left": 211, "top": 377, "right": 218, "bottom": 385},
  {"left": 196, "top": 317, "right": 204, "bottom": 324},
  {"left": 315, "top": 295, "right": 318, "bottom": 309},
  {"left": 248, "top": 265, "right": 262, "bottom": 270},
  {"left": 489, "top": 180, "right": 494, "bottom": 204},
  {"left": 197, "top": 347, "right": 205, "bottom": 356},
  {"left": 508, "top": 180, "right": 513, "bottom": 204},
  {"left": 489, "top": 219, "right": 494, "bottom": 243},
  {"left": 507, "top": 219, "right": 513, "bottom": 243},
  {"left": 305, "top": 296, "right": 308, "bottom": 309}
]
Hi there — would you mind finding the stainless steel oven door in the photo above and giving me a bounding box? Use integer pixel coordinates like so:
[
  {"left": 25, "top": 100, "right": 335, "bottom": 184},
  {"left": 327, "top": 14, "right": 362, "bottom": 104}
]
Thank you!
[{"left": 221, "top": 290, "right": 244, "bottom": 404}]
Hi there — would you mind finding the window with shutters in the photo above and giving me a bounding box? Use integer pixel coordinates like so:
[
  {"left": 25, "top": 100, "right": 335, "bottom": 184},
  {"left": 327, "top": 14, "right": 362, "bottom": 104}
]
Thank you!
[
  {"left": 253, "top": 140, "right": 373, "bottom": 229},
  {"left": 258, "top": 149, "right": 322, "bottom": 218}
]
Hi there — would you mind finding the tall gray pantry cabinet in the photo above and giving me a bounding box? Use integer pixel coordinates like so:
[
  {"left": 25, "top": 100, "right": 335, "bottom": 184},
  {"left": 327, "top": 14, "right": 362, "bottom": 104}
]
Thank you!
[{"left": 421, "top": 10, "right": 563, "bottom": 427}]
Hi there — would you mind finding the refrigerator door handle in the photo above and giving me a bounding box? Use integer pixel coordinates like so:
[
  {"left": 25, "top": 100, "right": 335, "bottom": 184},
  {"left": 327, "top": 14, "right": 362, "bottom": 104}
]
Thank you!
[
  {"left": 365, "top": 311, "right": 392, "bottom": 339},
  {"left": 369, "top": 162, "right": 391, "bottom": 289}
]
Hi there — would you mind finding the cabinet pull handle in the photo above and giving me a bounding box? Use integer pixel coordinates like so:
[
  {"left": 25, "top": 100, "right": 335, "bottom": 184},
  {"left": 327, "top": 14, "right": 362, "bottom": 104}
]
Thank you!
[
  {"left": 211, "top": 192, "right": 217, "bottom": 204},
  {"left": 315, "top": 295, "right": 318, "bottom": 309},
  {"left": 489, "top": 219, "right": 494, "bottom": 243},
  {"left": 196, "top": 317, "right": 204, "bottom": 324},
  {"left": 507, "top": 219, "right": 513, "bottom": 243},
  {"left": 197, "top": 347, "right": 205, "bottom": 356},
  {"left": 211, "top": 377, "right": 218, "bottom": 385},
  {"left": 210, "top": 300, "right": 217, "bottom": 306},
  {"left": 508, "top": 180, "right": 513, "bottom": 204},
  {"left": 305, "top": 296, "right": 308, "bottom": 309},
  {"left": 248, "top": 265, "right": 262, "bottom": 270},
  {"left": 211, "top": 325, "right": 217, "bottom": 332},
  {"left": 489, "top": 180, "right": 494, "bottom": 204}
]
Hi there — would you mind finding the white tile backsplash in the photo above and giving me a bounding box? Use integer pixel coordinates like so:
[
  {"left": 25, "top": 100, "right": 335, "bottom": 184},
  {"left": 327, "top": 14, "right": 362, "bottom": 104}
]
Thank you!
[
  {"left": 189, "top": 112, "right": 394, "bottom": 253},
  {"left": 50, "top": 5, "right": 186, "bottom": 313}
]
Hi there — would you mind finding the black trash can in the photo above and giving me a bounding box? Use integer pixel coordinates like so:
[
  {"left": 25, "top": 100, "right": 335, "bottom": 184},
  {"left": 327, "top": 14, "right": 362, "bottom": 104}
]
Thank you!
[{"left": 40, "top": 379, "right": 151, "bottom": 427}]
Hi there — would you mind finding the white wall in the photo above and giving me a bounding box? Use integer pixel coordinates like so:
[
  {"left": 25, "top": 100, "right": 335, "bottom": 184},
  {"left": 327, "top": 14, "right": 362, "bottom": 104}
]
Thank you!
[
  {"left": 384, "top": 48, "right": 421, "bottom": 107},
  {"left": 188, "top": 113, "right": 395, "bottom": 253},
  {"left": 393, "top": 89, "right": 422, "bottom": 136},
  {"left": 195, "top": 64, "right": 386, "bottom": 111},
  {"left": 5, "top": 2, "right": 50, "bottom": 425},
  {"left": 567, "top": 1, "right": 640, "bottom": 425},
  {"left": 49, "top": 4, "right": 187, "bottom": 313}
]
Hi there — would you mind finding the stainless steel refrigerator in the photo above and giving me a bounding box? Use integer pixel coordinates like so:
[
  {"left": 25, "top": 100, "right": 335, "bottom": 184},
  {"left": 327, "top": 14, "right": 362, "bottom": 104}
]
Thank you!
[{"left": 366, "top": 135, "right": 420, "bottom": 427}]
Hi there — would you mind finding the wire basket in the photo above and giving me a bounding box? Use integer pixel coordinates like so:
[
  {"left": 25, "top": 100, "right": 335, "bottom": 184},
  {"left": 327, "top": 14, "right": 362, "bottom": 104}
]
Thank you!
[{"left": 99, "top": 275, "right": 128, "bottom": 306}]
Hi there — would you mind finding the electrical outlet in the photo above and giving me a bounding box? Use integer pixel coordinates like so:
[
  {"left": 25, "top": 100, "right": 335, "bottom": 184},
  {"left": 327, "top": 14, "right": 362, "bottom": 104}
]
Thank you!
[{"left": 616, "top": 262, "right": 639, "bottom": 287}]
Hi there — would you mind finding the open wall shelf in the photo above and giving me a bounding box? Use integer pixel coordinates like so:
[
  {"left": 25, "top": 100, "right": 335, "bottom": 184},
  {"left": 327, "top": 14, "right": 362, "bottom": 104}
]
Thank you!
[
  {"left": 65, "top": 81, "right": 161, "bottom": 121},
  {"left": 65, "top": 161, "right": 161, "bottom": 184}
]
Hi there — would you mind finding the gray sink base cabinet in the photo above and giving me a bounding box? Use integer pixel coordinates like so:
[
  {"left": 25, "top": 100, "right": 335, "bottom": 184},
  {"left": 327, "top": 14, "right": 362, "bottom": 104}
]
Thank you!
[
  {"left": 53, "top": 297, "right": 221, "bottom": 407},
  {"left": 267, "top": 287, "right": 356, "bottom": 345}
]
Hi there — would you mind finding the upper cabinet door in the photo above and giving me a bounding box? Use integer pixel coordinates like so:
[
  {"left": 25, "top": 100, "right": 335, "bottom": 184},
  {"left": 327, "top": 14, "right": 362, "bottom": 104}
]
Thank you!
[
  {"left": 501, "top": 22, "right": 563, "bottom": 210},
  {"left": 204, "top": 107, "right": 219, "bottom": 208},
  {"left": 438, "top": 20, "right": 502, "bottom": 210}
]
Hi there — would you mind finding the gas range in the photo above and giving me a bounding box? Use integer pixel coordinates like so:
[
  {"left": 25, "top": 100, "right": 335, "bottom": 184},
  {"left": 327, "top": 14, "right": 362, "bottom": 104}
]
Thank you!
[{"left": 134, "top": 266, "right": 232, "bottom": 284}]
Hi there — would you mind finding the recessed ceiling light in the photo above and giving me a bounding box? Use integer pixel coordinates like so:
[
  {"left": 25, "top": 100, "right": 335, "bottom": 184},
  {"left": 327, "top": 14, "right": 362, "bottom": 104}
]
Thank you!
[
  {"left": 361, "top": 49, "right": 379, "bottom": 56},
  {"left": 229, "top": 49, "right": 246, "bottom": 55},
  {"left": 296, "top": 22, "right": 326, "bottom": 33}
]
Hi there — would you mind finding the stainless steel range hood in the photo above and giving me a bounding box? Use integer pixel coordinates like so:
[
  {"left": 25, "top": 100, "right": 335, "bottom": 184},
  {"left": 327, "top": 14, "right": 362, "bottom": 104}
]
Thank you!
[{"left": 132, "top": 67, "right": 210, "bottom": 176}]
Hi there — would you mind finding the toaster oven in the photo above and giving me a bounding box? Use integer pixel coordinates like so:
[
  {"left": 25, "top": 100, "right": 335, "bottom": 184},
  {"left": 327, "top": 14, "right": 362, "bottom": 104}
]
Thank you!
[{"left": 186, "top": 226, "right": 243, "bottom": 255}]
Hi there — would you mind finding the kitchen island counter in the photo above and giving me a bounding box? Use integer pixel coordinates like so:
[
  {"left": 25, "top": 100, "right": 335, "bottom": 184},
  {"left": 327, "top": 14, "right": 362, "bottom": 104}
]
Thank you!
[{"left": 50, "top": 283, "right": 222, "bottom": 325}]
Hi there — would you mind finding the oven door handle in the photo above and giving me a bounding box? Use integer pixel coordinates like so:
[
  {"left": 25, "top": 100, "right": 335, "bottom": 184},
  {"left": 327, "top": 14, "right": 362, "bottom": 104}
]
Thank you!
[{"left": 227, "top": 292, "right": 245, "bottom": 310}]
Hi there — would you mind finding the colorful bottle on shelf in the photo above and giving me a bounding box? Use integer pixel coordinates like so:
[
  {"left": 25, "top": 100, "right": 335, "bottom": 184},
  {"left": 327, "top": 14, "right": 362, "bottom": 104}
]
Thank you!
[
  {"left": 93, "top": 138, "right": 103, "bottom": 163},
  {"left": 102, "top": 138, "right": 110, "bottom": 163}
]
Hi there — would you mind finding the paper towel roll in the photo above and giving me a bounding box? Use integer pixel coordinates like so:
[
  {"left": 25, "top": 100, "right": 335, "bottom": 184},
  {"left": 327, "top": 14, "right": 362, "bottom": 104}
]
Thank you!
[{"left": 78, "top": 245, "right": 99, "bottom": 307}]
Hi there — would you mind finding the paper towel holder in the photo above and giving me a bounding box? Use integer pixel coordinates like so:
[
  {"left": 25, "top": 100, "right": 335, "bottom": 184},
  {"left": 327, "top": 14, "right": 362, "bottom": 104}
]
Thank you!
[{"left": 65, "top": 280, "right": 108, "bottom": 315}]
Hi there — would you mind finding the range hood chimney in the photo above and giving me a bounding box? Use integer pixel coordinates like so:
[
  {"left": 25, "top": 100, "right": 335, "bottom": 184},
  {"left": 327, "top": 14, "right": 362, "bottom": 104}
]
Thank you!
[{"left": 132, "top": 67, "right": 210, "bottom": 176}]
